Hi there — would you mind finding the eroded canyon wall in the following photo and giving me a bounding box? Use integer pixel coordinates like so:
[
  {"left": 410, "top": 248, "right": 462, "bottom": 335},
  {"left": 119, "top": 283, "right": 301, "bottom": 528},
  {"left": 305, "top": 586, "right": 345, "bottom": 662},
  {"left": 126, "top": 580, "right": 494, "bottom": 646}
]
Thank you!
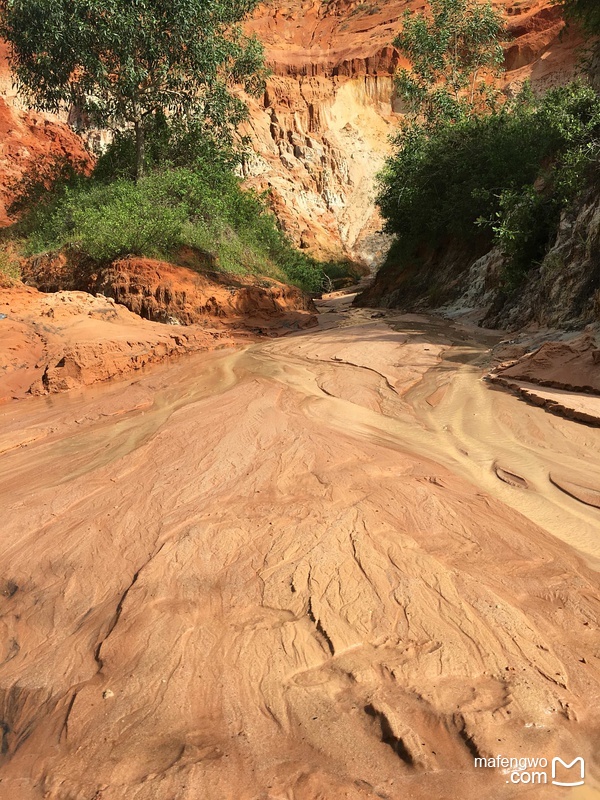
[
  {"left": 0, "top": 43, "right": 94, "bottom": 227},
  {"left": 242, "top": 0, "right": 583, "bottom": 264},
  {"left": 0, "top": 1, "right": 584, "bottom": 263}
]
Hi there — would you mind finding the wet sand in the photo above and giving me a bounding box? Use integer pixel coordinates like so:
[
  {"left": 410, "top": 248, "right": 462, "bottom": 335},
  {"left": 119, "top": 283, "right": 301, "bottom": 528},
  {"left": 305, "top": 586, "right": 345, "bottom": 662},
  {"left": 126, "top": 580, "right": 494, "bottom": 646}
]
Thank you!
[{"left": 1, "top": 300, "right": 599, "bottom": 799}]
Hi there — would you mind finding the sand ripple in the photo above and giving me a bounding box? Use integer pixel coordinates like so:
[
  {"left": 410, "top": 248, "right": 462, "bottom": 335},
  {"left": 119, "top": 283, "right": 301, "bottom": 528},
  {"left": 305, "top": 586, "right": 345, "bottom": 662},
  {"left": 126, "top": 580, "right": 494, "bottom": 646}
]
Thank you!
[{"left": 0, "top": 308, "right": 599, "bottom": 799}]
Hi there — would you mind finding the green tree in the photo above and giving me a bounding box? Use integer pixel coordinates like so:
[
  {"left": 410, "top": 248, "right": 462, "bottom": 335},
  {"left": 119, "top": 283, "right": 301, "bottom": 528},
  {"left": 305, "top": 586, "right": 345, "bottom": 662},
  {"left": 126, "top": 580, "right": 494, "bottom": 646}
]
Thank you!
[
  {"left": 394, "top": 0, "right": 506, "bottom": 125},
  {"left": 377, "top": 81, "right": 600, "bottom": 287},
  {"left": 0, "top": 0, "right": 266, "bottom": 179}
]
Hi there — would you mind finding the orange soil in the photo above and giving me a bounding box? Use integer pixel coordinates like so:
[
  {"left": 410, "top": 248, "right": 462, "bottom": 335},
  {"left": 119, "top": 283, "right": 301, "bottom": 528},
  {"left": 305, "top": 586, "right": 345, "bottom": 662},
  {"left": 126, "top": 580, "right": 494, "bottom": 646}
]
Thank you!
[
  {"left": 0, "top": 301, "right": 599, "bottom": 799},
  {"left": 0, "top": 266, "right": 316, "bottom": 402},
  {"left": 489, "top": 333, "right": 600, "bottom": 425}
]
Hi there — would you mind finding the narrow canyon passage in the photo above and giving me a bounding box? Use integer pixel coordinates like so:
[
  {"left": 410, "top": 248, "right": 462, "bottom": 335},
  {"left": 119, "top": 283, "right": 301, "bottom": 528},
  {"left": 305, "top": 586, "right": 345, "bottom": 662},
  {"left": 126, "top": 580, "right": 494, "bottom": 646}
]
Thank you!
[{"left": 1, "top": 300, "right": 600, "bottom": 800}]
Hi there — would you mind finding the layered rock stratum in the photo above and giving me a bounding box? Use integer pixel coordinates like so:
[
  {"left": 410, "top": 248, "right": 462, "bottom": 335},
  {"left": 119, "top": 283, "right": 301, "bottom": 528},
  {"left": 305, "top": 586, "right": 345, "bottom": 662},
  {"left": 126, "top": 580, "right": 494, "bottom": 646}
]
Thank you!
[
  {"left": 0, "top": 1, "right": 584, "bottom": 262},
  {"left": 488, "top": 331, "right": 600, "bottom": 425},
  {"left": 0, "top": 267, "right": 316, "bottom": 401},
  {"left": 241, "top": 0, "right": 582, "bottom": 263}
]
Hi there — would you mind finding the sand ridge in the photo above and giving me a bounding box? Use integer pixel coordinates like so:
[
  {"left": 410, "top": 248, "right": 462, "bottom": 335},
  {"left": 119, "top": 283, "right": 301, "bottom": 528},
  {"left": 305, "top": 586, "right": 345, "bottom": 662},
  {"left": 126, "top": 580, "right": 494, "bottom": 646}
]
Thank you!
[
  {"left": 0, "top": 277, "right": 317, "bottom": 404},
  {"left": 0, "top": 304, "right": 599, "bottom": 799}
]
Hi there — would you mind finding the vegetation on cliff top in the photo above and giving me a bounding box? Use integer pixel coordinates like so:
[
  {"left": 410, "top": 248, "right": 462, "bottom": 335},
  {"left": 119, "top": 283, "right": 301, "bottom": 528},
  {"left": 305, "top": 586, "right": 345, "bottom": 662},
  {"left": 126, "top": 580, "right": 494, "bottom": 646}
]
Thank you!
[
  {"left": 394, "top": 0, "right": 505, "bottom": 125},
  {"left": 378, "top": 0, "right": 600, "bottom": 291},
  {"left": 0, "top": 0, "right": 266, "bottom": 181},
  {"left": 0, "top": 0, "right": 348, "bottom": 294}
]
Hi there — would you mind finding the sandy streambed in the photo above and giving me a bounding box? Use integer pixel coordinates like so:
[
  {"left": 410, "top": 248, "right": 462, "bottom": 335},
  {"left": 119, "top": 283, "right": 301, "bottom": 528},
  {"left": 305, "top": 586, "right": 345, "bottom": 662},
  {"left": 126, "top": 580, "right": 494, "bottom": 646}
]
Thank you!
[{"left": 1, "top": 303, "right": 599, "bottom": 800}]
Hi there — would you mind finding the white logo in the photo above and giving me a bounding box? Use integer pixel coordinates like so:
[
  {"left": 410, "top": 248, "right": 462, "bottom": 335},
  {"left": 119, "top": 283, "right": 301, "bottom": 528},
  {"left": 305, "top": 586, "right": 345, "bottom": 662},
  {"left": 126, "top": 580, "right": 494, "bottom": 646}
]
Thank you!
[{"left": 552, "top": 757, "right": 585, "bottom": 787}]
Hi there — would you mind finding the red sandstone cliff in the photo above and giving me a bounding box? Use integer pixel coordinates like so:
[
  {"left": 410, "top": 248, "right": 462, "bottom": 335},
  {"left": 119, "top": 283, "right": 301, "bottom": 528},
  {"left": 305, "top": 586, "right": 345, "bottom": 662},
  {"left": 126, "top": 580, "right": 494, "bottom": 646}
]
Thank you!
[
  {"left": 0, "top": 42, "right": 93, "bottom": 226},
  {"left": 0, "top": 1, "right": 584, "bottom": 260},
  {"left": 242, "top": 0, "right": 583, "bottom": 263}
]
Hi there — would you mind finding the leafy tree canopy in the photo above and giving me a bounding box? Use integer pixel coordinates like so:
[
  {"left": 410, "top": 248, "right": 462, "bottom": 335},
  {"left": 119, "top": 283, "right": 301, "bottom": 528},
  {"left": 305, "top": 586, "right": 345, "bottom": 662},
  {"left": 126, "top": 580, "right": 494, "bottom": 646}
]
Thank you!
[
  {"left": 377, "top": 82, "right": 600, "bottom": 288},
  {"left": 0, "top": 0, "right": 267, "bottom": 177},
  {"left": 394, "top": 0, "right": 506, "bottom": 125}
]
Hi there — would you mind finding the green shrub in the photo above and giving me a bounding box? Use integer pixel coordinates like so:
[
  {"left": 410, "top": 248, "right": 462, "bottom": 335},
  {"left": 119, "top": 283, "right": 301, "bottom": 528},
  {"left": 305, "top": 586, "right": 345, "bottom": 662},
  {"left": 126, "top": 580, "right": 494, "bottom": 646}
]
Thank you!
[
  {"left": 491, "top": 187, "right": 558, "bottom": 289},
  {"left": 0, "top": 249, "right": 21, "bottom": 282},
  {"left": 377, "top": 81, "right": 600, "bottom": 286},
  {"left": 17, "top": 165, "right": 328, "bottom": 293},
  {"left": 28, "top": 180, "right": 188, "bottom": 261}
]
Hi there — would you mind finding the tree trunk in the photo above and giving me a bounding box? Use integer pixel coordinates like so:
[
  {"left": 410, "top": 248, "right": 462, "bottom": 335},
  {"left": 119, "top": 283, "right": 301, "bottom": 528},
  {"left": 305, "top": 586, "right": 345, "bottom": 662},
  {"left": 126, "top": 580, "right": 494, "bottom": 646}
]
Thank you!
[{"left": 134, "top": 120, "right": 145, "bottom": 182}]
